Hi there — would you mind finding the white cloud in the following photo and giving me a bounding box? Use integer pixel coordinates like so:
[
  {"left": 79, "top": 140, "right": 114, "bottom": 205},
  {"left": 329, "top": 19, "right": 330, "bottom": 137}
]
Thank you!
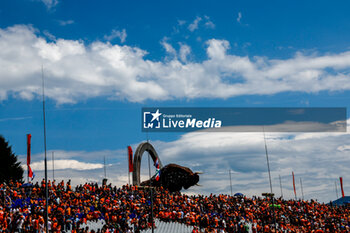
[
  {"left": 204, "top": 15, "right": 215, "bottom": 29},
  {"left": 40, "top": 0, "right": 59, "bottom": 9},
  {"left": 58, "top": 20, "right": 74, "bottom": 26},
  {"left": 161, "top": 39, "right": 191, "bottom": 63},
  {"left": 206, "top": 39, "right": 230, "bottom": 59},
  {"left": 29, "top": 159, "right": 103, "bottom": 171},
  {"left": 188, "top": 16, "right": 215, "bottom": 32},
  {"left": 1, "top": 25, "right": 350, "bottom": 103},
  {"left": 43, "top": 30, "right": 56, "bottom": 41},
  {"left": 188, "top": 17, "right": 202, "bottom": 32},
  {"left": 237, "top": 12, "right": 242, "bottom": 23},
  {"left": 161, "top": 38, "right": 177, "bottom": 58},
  {"left": 179, "top": 43, "right": 191, "bottom": 63},
  {"left": 104, "top": 29, "right": 127, "bottom": 43}
]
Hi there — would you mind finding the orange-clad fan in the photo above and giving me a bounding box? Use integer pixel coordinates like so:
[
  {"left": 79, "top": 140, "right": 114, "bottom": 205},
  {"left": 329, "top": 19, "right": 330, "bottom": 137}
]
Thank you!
[{"left": 0, "top": 180, "right": 349, "bottom": 232}]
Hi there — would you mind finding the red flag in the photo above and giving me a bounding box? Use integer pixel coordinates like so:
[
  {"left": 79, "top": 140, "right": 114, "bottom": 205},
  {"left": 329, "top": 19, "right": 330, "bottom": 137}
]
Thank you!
[
  {"left": 27, "top": 134, "right": 31, "bottom": 166},
  {"left": 292, "top": 172, "right": 297, "bottom": 199},
  {"left": 340, "top": 177, "right": 345, "bottom": 198},
  {"left": 28, "top": 165, "right": 34, "bottom": 179},
  {"left": 27, "top": 134, "right": 34, "bottom": 180},
  {"left": 128, "top": 146, "right": 133, "bottom": 172}
]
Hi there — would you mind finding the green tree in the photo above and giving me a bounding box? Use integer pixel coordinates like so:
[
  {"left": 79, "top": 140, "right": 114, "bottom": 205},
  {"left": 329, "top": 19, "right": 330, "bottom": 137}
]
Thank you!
[{"left": 0, "top": 135, "right": 24, "bottom": 184}]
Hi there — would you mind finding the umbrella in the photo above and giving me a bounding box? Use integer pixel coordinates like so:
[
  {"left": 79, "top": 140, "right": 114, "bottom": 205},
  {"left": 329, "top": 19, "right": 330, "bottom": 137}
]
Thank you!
[{"left": 234, "top": 193, "right": 244, "bottom": 197}]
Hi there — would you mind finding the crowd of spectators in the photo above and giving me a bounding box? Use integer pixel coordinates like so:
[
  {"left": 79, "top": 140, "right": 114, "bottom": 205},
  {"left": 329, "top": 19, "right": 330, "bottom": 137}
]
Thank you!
[{"left": 0, "top": 180, "right": 349, "bottom": 232}]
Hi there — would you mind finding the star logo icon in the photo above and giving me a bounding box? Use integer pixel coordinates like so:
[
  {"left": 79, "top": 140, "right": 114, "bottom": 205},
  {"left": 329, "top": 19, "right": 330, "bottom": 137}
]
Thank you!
[{"left": 151, "top": 109, "right": 162, "bottom": 122}]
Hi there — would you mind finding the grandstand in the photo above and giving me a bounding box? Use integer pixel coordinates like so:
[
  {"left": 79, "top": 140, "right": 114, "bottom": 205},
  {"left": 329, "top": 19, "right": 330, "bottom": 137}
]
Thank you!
[
  {"left": 1, "top": 181, "right": 349, "bottom": 232},
  {"left": 141, "top": 219, "right": 193, "bottom": 233}
]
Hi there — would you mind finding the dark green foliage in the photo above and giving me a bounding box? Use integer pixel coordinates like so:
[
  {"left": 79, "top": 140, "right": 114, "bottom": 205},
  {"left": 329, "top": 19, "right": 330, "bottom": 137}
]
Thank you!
[{"left": 0, "top": 135, "right": 24, "bottom": 184}]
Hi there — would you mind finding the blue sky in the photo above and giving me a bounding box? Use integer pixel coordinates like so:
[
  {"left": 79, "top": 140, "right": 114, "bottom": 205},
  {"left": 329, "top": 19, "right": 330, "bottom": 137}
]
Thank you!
[{"left": 0, "top": 0, "right": 349, "bottom": 202}]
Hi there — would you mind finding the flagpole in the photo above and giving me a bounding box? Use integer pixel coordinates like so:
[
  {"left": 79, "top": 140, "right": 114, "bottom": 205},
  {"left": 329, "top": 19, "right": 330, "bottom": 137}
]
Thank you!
[
  {"left": 27, "top": 135, "right": 29, "bottom": 183},
  {"left": 279, "top": 175, "right": 283, "bottom": 199},
  {"left": 128, "top": 147, "right": 130, "bottom": 184},
  {"left": 52, "top": 151, "right": 55, "bottom": 181},
  {"left": 146, "top": 131, "right": 154, "bottom": 233},
  {"left": 41, "top": 66, "right": 49, "bottom": 233},
  {"left": 147, "top": 150, "right": 154, "bottom": 233},
  {"left": 300, "top": 178, "right": 304, "bottom": 200},
  {"left": 335, "top": 181, "right": 339, "bottom": 199},
  {"left": 104, "top": 156, "right": 106, "bottom": 179},
  {"left": 229, "top": 170, "right": 233, "bottom": 196}
]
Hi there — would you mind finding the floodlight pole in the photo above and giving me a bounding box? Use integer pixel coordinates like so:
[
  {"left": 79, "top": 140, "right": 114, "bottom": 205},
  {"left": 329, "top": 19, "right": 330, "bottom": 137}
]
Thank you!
[{"left": 41, "top": 66, "right": 49, "bottom": 233}]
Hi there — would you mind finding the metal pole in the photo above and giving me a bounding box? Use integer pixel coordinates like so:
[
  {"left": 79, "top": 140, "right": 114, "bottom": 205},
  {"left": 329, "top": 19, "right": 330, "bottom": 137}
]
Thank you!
[
  {"left": 41, "top": 66, "right": 49, "bottom": 233},
  {"left": 27, "top": 134, "right": 29, "bottom": 183},
  {"left": 229, "top": 170, "right": 233, "bottom": 196},
  {"left": 263, "top": 130, "right": 273, "bottom": 195},
  {"left": 279, "top": 175, "right": 283, "bottom": 199},
  {"left": 52, "top": 151, "right": 54, "bottom": 181},
  {"left": 300, "top": 178, "right": 304, "bottom": 200},
  {"left": 104, "top": 156, "right": 107, "bottom": 179},
  {"left": 27, "top": 141, "right": 29, "bottom": 183},
  {"left": 127, "top": 147, "right": 130, "bottom": 185},
  {"left": 263, "top": 129, "right": 276, "bottom": 231},
  {"left": 335, "top": 181, "right": 339, "bottom": 199},
  {"left": 148, "top": 151, "right": 154, "bottom": 233}
]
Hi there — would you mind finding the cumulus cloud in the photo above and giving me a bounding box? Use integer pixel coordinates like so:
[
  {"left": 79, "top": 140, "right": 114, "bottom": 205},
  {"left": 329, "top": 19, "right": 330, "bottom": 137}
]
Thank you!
[
  {"left": 104, "top": 29, "right": 127, "bottom": 43},
  {"left": 1, "top": 25, "right": 350, "bottom": 104}
]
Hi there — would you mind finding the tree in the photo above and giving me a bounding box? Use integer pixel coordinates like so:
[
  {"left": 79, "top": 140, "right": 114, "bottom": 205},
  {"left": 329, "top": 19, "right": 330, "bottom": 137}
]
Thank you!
[{"left": 0, "top": 135, "right": 24, "bottom": 184}]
